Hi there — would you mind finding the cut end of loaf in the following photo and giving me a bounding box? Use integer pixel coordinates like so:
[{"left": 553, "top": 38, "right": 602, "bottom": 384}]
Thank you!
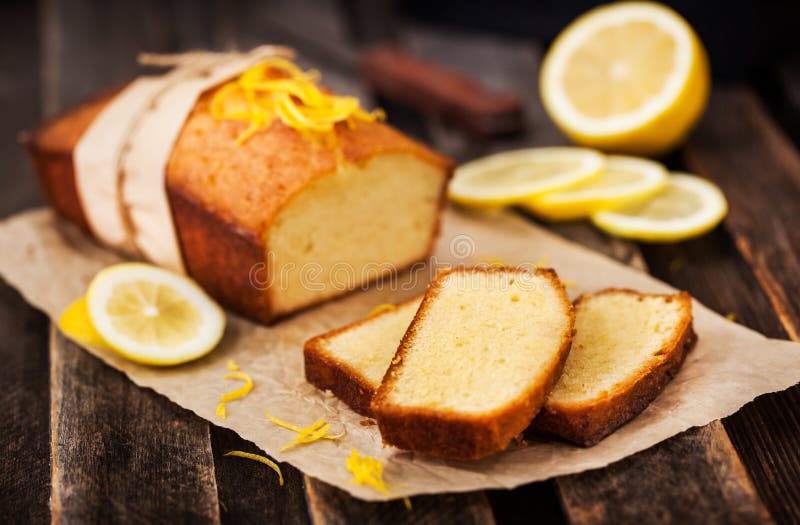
[
  {"left": 27, "top": 83, "right": 453, "bottom": 325},
  {"left": 267, "top": 153, "right": 446, "bottom": 317},
  {"left": 372, "top": 266, "right": 575, "bottom": 460}
]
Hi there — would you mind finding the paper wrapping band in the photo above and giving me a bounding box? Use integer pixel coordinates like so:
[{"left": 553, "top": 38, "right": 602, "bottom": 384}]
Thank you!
[
  {"left": 73, "top": 46, "right": 291, "bottom": 273},
  {"left": 73, "top": 78, "right": 165, "bottom": 253}
]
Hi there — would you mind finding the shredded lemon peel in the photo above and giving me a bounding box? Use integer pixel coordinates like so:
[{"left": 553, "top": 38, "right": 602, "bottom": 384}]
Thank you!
[
  {"left": 210, "top": 57, "right": 385, "bottom": 144},
  {"left": 346, "top": 448, "right": 411, "bottom": 508},
  {"left": 224, "top": 451, "right": 284, "bottom": 486},
  {"left": 227, "top": 359, "right": 240, "bottom": 371},
  {"left": 368, "top": 303, "right": 397, "bottom": 317},
  {"left": 265, "top": 408, "right": 345, "bottom": 451},
  {"left": 216, "top": 371, "right": 254, "bottom": 419}
]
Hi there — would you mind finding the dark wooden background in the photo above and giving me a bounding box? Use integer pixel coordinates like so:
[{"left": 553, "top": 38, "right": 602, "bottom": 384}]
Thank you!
[{"left": 2, "top": 0, "right": 799, "bottom": 523}]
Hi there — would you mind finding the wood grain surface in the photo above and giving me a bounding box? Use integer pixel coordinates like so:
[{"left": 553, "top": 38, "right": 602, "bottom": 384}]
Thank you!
[
  {"left": 678, "top": 88, "right": 800, "bottom": 523},
  {"left": 50, "top": 331, "right": 221, "bottom": 524},
  {"left": 0, "top": 3, "right": 50, "bottom": 524},
  {"left": 1, "top": 1, "right": 800, "bottom": 524}
]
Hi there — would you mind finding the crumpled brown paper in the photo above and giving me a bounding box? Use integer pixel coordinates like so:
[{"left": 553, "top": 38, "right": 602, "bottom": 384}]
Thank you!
[{"left": 1, "top": 206, "right": 798, "bottom": 501}]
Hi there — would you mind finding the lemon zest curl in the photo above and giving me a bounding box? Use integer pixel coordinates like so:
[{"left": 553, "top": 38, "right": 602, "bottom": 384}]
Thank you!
[
  {"left": 224, "top": 451, "right": 284, "bottom": 486},
  {"left": 210, "top": 57, "right": 385, "bottom": 144},
  {"left": 368, "top": 303, "right": 397, "bottom": 317},
  {"left": 216, "top": 371, "right": 253, "bottom": 419},
  {"left": 265, "top": 408, "right": 345, "bottom": 451}
]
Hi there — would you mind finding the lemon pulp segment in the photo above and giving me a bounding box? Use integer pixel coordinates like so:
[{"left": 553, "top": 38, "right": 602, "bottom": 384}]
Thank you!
[
  {"left": 563, "top": 21, "right": 677, "bottom": 120},
  {"left": 105, "top": 280, "right": 202, "bottom": 347}
]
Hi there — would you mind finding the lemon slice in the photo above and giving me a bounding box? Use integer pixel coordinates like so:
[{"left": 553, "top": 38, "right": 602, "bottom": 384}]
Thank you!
[
  {"left": 86, "top": 263, "right": 225, "bottom": 365},
  {"left": 540, "top": 2, "right": 709, "bottom": 155},
  {"left": 592, "top": 173, "right": 727, "bottom": 242},
  {"left": 522, "top": 155, "right": 667, "bottom": 220},
  {"left": 448, "top": 147, "right": 605, "bottom": 206}
]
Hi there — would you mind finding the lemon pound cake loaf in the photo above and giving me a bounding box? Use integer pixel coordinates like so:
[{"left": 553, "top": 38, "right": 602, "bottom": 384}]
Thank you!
[
  {"left": 23, "top": 54, "right": 451, "bottom": 324},
  {"left": 304, "top": 297, "right": 422, "bottom": 416},
  {"left": 534, "top": 289, "right": 696, "bottom": 446},
  {"left": 372, "top": 267, "right": 575, "bottom": 461}
]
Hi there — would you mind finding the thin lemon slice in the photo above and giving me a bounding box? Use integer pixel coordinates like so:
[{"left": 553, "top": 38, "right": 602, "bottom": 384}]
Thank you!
[
  {"left": 86, "top": 263, "right": 225, "bottom": 365},
  {"left": 448, "top": 147, "right": 605, "bottom": 207},
  {"left": 522, "top": 155, "right": 667, "bottom": 220},
  {"left": 540, "top": 2, "right": 709, "bottom": 155},
  {"left": 592, "top": 173, "right": 727, "bottom": 242}
]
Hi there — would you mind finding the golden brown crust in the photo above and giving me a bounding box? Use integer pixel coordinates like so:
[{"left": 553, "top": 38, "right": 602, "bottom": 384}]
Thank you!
[
  {"left": 21, "top": 90, "right": 120, "bottom": 231},
  {"left": 304, "top": 346, "right": 381, "bottom": 417},
  {"left": 166, "top": 91, "right": 452, "bottom": 235},
  {"left": 24, "top": 83, "right": 452, "bottom": 324},
  {"left": 371, "top": 267, "right": 575, "bottom": 461},
  {"left": 532, "top": 289, "right": 697, "bottom": 446},
  {"left": 303, "top": 297, "right": 422, "bottom": 417},
  {"left": 166, "top": 185, "right": 273, "bottom": 323}
]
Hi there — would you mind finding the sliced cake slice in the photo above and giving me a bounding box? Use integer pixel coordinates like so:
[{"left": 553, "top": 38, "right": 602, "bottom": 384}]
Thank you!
[
  {"left": 372, "top": 267, "right": 575, "bottom": 461},
  {"left": 534, "top": 288, "right": 696, "bottom": 446},
  {"left": 304, "top": 297, "right": 422, "bottom": 416}
]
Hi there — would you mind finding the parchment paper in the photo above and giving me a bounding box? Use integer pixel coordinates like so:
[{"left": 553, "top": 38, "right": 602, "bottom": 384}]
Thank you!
[{"left": 1, "top": 206, "right": 799, "bottom": 501}]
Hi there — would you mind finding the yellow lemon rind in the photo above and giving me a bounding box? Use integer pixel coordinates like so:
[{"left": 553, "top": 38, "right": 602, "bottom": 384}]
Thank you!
[{"left": 591, "top": 174, "right": 728, "bottom": 242}]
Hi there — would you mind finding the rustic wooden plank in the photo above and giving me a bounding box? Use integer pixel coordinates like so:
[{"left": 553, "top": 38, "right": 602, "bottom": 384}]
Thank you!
[
  {"left": 404, "top": 27, "right": 771, "bottom": 525},
  {"left": 304, "top": 479, "right": 496, "bottom": 525},
  {"left": 684, "top": 88, "right": 800, "bottom": 341},
  {"left": 209, "top": 426, "right": 309, "bottom": 525},
  {"left": 0, "top": 2, "right": 51, "bottom": 522},
  {"left": 0, "top": 0, "right": 42, "bottom": 217},
  {"left": 558, "top": 422, "right": 772, "bottom": 525},
  {"left": 641, "top": 228, "right": 798, "bottom": 525},
  {"left": 667, "top": 89, "right": 800, "bottom": 524},
  {"left": 50, "top": 330, "right": 221, "bottom": 523},
  {"left": 39, "top": 0, "right": 231, "bottom": 115},
  {"left": 0, "top": 284, "right": 51, "bottom": 523}
]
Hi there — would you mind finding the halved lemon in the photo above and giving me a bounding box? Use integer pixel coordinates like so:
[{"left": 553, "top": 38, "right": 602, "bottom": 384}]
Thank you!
[
  {"left": 592, "top": 173, "right": 727, "bottom": 242},
  {"left": 540, "top": 2, "right": 709, "bottom": 155},
  {"left": 86, "top": 263, "right": 225, "bottom": 365},
  {"left": 448, "top": 147, "right": 605, "bottom": 207},
  {"left": 522, "top": 155, "right": 667, "bottom": 220}
]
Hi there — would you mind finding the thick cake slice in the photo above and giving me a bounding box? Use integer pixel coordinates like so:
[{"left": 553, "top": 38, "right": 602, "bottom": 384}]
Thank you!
[
  {"left": 534, "top": 288, "right": 696, "bottom": 446},
  {"left": 372, "top": 267, "right": 575, "bottom": 461},
  {"left": 304, "top": 297, "right": 422, "bottom": 416}
]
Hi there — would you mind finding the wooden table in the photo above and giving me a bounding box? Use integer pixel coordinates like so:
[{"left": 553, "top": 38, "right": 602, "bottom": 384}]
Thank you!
[{"left": 2, "top": 1, "right": 799, "bottom": 523}]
